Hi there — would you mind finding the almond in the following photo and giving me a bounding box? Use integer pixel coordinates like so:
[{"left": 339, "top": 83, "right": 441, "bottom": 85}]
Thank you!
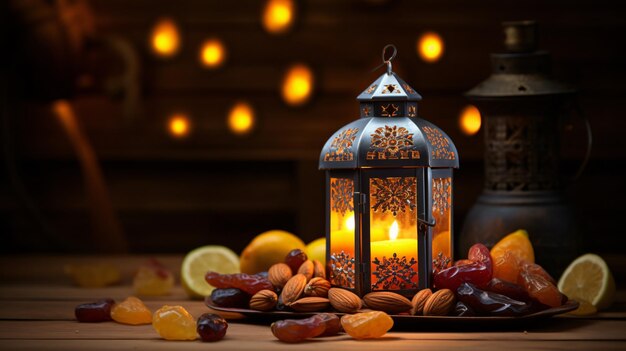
[
  {"left": 297, "top": 260, "right": 314, "bottom": 281},
  {"left": 423, "top": 289, "right": 455, "bottom": 316},
  {"left": 289, "top": 297, "right": 330, "bottom": 312},
  {"left": 363, "top": 291, "right": 412, "bottom": 314},
  {"left": 249, "top": 289, "right": 278, "bottom": 311},
  {"left": 280, "top": 273, "right": 307, "bottom": 305},
  {"left": 410, "top": 288, "right": 433, "bottom": 315},
  {"left": 304, "top": 277, "right": 331, "bottom": 298},
  {"left": 268, "top": 263, "right": 292, "bottom": 289},
  {"left": 328, "top": 288, "right": 362, "bottom": 313},
  {"left": 313, "top": 260, "right": 326, "bottom": 279}
]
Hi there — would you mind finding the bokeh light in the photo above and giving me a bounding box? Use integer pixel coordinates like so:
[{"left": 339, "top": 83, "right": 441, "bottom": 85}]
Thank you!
[
  {"left": 262, "top": 0, "right": 294, "bottom": 34},
  {"left": 417, "top": 32, "right": 444, "bottom": 63},
  {"left": 200, "top": 39, "right": 226, "bottom": 68},
  {"left": 228, "top": 102, "right": 255, "bottom": 135},
  {"left": 168, "top": 113, "right": 191, "bottom": 138},
  {"left": 151, "top": 18, "right": 180, "bottom": 57},
  {"left": 459, "top": 105, "right": 482, "bottom": 135},
  {"left": 282, "top": 64, "right": 313, "bottom": 106}
]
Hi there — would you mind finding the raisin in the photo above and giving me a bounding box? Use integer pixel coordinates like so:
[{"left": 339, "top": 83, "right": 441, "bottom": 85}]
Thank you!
[
  {"left": 197, "top": 313, "right": 228, "bottom": 342},
  {"left": 209, "top": 288, "right": 250, "bottom": 308},
  {"left": 317, "top": 313, "right": 342, "bottom": 337},
  {"left": 271, "top": 315, "right": 326, "bottom": 343},
  {"left": 284, "top": 249, "right": 308, "bottom": 274},
  {"left": 75, "top": 299, "right": 114, "bottom": 322},
  {"left": 457, "top": 283, "right": 531, "bottom": 317},
  {"left": 205, "top": 272, "right": 274, "bottom": 295},
  {"left": 486, "top": 278, "right": 530, "bottom": 302},
  {"left": 454, "top": 301, "right": 476, "bottom": 317}
]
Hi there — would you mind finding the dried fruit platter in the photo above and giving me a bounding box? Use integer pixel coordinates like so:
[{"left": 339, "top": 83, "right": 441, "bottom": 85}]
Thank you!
[{"left": 207, "top": 298, "right": 579, "bottom": 329}]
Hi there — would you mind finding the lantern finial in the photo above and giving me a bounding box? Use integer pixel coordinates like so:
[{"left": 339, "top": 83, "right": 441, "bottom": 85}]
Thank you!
[{"left": 381, "top": 44, "right": 397, "bottom": 75}]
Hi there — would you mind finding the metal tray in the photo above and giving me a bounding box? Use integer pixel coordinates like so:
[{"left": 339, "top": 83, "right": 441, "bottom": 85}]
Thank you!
[{"left": 207, "top": 299, "right": 580, "bottom": 330}]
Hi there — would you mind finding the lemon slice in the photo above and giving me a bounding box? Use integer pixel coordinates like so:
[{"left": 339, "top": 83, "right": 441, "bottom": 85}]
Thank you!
[
  {"left": 181, "top": 245, "right": 240, "bottom": 299},
  {"left": 558, "top": 253, "right": 616, "bottom": 310}
]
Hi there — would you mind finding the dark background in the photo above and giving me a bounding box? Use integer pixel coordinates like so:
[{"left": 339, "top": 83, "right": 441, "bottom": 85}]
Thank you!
[{"left": 1, "top": 0, "right": 625, "bottom": 268}]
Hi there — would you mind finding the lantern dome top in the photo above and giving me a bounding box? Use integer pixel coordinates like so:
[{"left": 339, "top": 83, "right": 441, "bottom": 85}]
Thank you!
[{"left": 319, "top": 45, "right": 458, "bottom": 170}]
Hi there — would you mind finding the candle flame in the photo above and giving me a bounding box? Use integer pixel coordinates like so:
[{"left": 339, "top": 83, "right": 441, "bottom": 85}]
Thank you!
[
  {"left": 389, "top": 220, "right": 399, "bottom": 241},
  {"left": 344, "top": 212, "right": 355, "bottom": 231}
]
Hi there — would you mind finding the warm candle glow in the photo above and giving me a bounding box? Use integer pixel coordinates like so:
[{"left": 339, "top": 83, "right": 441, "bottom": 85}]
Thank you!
[
  {"left": 228, "top": 102, "right": 255, "bottom": 135},
  {"left": 389, "top": 220, "right": 399, "bottom": 241},
  {"left": 168, "top": 114, "right": 190, "bottom": 138},
  {"left": 344, "top": 212, "right": 355, "bottom": 231},
  {"left": 459, "top": 105, "right": 482, "bottom": 135},
  {"left": 200, "top": 39, "right": 226, "bottom": 68},
  {"left": 417, "top": 32, "right": 444, "bottom": 63},
  {"left": 262, "top": 0, "right": 294, "bottom": 34},
  {"left": 282, "top": 64, "right": 313, "bottom": 106},
  {"left": 151, "top": 18, "right": 180, "bottom": 57}
]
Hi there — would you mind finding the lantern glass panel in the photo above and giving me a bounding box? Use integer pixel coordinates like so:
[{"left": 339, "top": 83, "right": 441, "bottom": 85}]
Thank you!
[
  {"left": 369, "top": 176, "right": 419, "bottom": 291},
  {"left": 432, "top": 177, "right": 453, "bottom": 271},
  {"left": 329, "top": 177, "right": 356, "bottom": 289}
]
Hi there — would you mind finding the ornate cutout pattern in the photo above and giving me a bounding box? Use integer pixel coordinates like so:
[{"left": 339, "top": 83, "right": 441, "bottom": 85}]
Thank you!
[
  {"left": 380, "top": 104, "right": 399, "bottom": 117},
  {"left": 324, "top": 128, "right": 359, "bottom": 162},
  {"left": 432, "top": 178, "right": 452, "bottom": 216},
  {"left": 368, "top": 125, "right": 419, "bottom": 160},
  {"left": 330, "top": 251, "right": 355, "bottom": 288},
  {"left": 370, "top": 177, "right": 417, "bottom": 216},
  {"left": 382, "top": 84, "right": 401, "bottom": 94},
  {"left": 330, "top": 178, "right": 354, "bottom": 216},
  {"left": 423, "top": 126, "right": 456, "bottom": 160},
  {"left": 372, "top": 253, "right": 418, "bottom": 290},
  {"left": 408, "top": 105, "right": 416, "bottom": 117},
  {"left": 366, "top": 84, "right": 377, "bottom": 94}
]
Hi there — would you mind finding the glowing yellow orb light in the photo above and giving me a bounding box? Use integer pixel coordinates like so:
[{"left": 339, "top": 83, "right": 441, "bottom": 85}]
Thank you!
[
  {"left": 417, "top": 32, "right": 444, "bottom": 63},
  {"left": 200, "top": 39, "right": 226, "bottom": 68},
  {"left": 263, "top": 0, "right": 294, "bottom": 34},
  {"left": 459, "top": 105, "right": 482, "bottom": 135},
  {"left": 168, "top": 114, "right": 191, "bottom": 138},
  {"left": 151, "top": 18, "right": 180, "bottom": 57},
  {"left": 228, "top": 102, "right": 255, "bottom": 135},
  {"left": 282, "top": 64, "right": 314, "bottom": 106}
]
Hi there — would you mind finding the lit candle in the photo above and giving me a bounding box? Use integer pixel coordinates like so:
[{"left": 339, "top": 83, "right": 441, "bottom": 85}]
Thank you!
[
  {"left": 330, "top": 212, "right": 355, "bottom": 255},
  {"left": 370, "top": 220, "right": 418, "bottom": 288}
]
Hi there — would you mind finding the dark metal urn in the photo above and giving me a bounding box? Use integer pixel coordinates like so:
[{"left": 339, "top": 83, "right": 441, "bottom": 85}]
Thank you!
[{"left": 460, "top": 21, "right": 590, "bottom": 277}]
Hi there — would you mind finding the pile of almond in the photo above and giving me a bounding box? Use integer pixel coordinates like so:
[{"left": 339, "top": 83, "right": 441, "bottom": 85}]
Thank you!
[{"left": 248, "top": 259, "right": 456, "bottom": 316}]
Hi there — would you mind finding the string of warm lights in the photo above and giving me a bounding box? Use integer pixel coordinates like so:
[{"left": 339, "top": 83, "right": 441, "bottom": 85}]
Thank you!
[{"left": 152, "top": 2, "right": 480, "bottom": 139}]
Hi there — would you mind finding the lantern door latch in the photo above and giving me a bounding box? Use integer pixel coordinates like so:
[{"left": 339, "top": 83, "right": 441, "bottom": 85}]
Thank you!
[{"left": 354, "top": 192, "right": 367, "bottom": 212}]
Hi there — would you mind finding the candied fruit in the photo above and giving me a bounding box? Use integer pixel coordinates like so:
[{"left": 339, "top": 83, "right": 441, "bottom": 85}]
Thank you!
[
  {"left": 152, "top": 305, "right": 197, "bottom": 341},
  {"left": 64, "top": 263, "right": 120, "bottom": 288},
  {"left": 457, "top": 283, "right": 531, "bottom": 316},
  {"left": 434, "top": 261, "right": 491, "bottom": 291},
  {"left": 133, "top": 258, "right": 174, "bottom": 296},
  {"left": 75, "top": 299, "right": 114, "bottom": 322},
  {"left": 492, "top": 250, "right": 521, "bottom": 284},
  {"left": 110, "top": 296, "right": 152, "bottom": 325},
  {"left": 197, "top": 313, "right": 228, "bottom": 342},
  {"left": 271, "top": 315, "right": 326, "bottom": 343},
  {"left": 341, "top": 311, "right": 393, "bottom": 340},
  {"left": 285, "top": 249, "right": 308, "bottom": 274},
  {"left": 518, "top": 265, "right": 563, "bottom": 308}
]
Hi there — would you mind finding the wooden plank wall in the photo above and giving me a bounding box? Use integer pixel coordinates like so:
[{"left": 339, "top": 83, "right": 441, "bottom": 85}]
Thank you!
[{"left": 1, "top": 0, "right": 625, "bottom": 259}]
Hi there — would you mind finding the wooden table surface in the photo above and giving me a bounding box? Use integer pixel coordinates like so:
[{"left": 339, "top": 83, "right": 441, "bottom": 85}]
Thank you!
[{"left": 1, "top": 255, "right": 625, "bottom": 350}]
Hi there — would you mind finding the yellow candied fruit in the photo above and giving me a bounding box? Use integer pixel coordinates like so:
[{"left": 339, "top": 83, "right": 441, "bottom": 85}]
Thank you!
[
  {"left": 340, "top": 311, "right": 393, "bottom": 339},
  {"left": 153, "top": 305, "right": 197, "bottom": 341}
]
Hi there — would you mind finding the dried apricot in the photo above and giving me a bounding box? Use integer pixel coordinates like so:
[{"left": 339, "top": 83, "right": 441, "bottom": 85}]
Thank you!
[{"left": 110, "top": 296, "right": 152, "bottom": 325}]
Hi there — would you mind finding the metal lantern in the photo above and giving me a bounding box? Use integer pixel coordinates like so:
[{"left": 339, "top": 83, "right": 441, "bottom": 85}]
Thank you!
[
  {"left": 319, "top": 46, "right": 459, "bottom": 297},
  {"left": 460, "top": 21, "right": 591, "bottom": 277}
]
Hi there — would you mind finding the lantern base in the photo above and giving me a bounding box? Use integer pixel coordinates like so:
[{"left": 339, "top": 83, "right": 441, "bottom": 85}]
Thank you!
[{"left": 459, "top": 190, "right": 582, "bottom": 278}]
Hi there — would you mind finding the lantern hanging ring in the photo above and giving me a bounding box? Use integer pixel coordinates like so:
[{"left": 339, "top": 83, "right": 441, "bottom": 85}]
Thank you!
[
  {"left": 382, "top": 44, "right": 397, "bottom": 74},
  {"left": 372, "top": 44, "right": 397, "bottom": 74}
]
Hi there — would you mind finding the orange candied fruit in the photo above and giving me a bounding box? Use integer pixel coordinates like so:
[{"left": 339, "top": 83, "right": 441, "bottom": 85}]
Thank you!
[
  {"left": 340, "top": 311, "right": 393, "bottom": 339},
  {"left": 111, "top": 296, "right": 152, "bottom": 325},
  {"left": 492, "top": 250, "right": 521, "bottom": 283}
]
